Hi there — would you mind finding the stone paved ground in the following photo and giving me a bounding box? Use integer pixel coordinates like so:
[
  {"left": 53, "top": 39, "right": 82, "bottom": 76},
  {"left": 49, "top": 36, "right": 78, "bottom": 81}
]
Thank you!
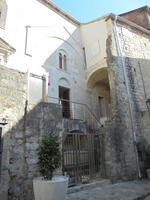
[
  {"left": 66, "top": 180, "right": 150, "bottom": 200},
  {"left": 145, "top": 194, "right": 150, "bottom": 200}
]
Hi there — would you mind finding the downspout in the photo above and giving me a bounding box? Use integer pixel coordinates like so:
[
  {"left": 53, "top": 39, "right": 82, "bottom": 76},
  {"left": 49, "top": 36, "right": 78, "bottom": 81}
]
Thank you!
[{"left": 113, "top": 15, "right": 141, "bottom": 178}]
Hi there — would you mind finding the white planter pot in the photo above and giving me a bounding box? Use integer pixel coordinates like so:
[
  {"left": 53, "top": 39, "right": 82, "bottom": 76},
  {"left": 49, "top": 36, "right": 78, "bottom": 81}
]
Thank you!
[{"left": 33, "top": 176, "right": 69, "bottom": 200}]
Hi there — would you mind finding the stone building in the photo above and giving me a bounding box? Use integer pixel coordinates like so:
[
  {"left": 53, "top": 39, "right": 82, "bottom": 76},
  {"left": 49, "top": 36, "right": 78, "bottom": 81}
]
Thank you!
[{"left": 0, "top": 1, "right": 150, "bottom": 199}]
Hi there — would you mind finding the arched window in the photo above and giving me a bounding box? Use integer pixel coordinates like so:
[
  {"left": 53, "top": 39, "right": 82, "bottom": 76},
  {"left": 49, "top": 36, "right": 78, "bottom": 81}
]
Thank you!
[
  {"left": 59, "top": 53, "right": 62, "bottom": 69},
  {"left": 58, "top": 50, "right": 67, "bottom": 71},
  {"left": 64, "top": 54, "right": 67, "bottom": 70}
]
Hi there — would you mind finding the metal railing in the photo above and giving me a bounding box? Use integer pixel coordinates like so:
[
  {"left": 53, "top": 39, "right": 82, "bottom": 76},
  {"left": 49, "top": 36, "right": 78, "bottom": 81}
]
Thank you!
[
  {"left": 62, "top": 132, "right": 102, "bottom": 186},
  {"left": 47, "top": 96, "right": 103, "bottom": 131}
]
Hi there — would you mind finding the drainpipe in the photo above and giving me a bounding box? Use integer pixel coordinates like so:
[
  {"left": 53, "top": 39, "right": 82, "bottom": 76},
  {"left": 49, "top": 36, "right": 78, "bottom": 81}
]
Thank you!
[{"left": 113, "top": 15, "right": 141, "bottom": 179}]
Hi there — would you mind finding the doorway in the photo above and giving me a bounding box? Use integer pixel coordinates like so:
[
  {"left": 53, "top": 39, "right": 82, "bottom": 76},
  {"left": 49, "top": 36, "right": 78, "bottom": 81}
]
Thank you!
[
  {"left": 98, "top": 96, "right": 106, "bottom": 118},
  {"left": 59, "top": 86, "right": 70, "bottom": 118}
]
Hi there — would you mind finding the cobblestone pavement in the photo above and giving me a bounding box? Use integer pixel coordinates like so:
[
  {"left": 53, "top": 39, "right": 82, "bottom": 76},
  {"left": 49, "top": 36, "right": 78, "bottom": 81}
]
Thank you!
[{"left": 66, "top": 180, "right": 150, "bottom": 200}]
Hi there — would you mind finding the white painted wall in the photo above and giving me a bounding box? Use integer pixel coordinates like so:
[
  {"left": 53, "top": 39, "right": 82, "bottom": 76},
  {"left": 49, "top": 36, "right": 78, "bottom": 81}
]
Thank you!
[
  {"left": 0, "top": 0, "right": 77, "bottom": 73},
  {"left": 44, "top": 28, "right": 88, "bottom": 108},
  {"left": 0, "top": 0, "right": 78, "bottom": 102}
]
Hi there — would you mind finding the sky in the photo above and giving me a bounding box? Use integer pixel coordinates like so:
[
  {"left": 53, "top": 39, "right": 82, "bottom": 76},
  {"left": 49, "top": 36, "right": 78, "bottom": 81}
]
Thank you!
[{"left": 51, "top": 0, "right": 150, "bottom": 23}]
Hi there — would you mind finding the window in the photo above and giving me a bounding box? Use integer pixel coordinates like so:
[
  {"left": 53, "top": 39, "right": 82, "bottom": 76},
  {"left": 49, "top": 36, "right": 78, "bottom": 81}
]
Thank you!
[
  {"left": 63, "top": 55, "right": 67, "bottom": 70},
  {"left": 59, "top": 53, "right": 62, "bottom": 69},
  {"left": 58, "top": 50, "right": 67, "bottom": 71}
]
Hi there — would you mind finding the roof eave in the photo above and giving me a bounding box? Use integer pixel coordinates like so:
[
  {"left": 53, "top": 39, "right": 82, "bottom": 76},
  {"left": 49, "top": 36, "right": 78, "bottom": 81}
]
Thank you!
[
  {"left": 106, "top": 14, "right": 150, "bottom": 35},
  {"left": 0, "top": 37, "right": 16, "bottom": 54},
  {"left": 37, "top": 0, "right": 80, "bottom": 26}
]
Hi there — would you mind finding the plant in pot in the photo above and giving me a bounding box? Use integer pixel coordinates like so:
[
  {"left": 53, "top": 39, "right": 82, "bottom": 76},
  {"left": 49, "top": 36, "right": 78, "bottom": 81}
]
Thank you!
[
  {"left": 137, "top": 138, "right": 150, "bottom": 179},
  {"left": 33, "top": 134, "right": 69, "bottom": 200}
]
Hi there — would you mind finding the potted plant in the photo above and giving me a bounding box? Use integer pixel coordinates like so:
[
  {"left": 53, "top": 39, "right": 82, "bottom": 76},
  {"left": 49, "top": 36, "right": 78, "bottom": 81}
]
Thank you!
[{"left": 33, "top": 134, "right": 69, "bottom": 200}]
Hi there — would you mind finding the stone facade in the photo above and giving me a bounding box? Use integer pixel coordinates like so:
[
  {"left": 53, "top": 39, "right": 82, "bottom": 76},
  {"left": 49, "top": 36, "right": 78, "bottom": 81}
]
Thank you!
[
  {"left": 0, "top": 65, "right": 63, "bottom": 200},
  {"left": 1, "top": 3, "right": 150, "bottom": 200},
  {"left": 105, "top": 19, "right": 150, "bottom": 180},
  {"left": 0, "top": 65, "right": 28, "bottom": 200}
]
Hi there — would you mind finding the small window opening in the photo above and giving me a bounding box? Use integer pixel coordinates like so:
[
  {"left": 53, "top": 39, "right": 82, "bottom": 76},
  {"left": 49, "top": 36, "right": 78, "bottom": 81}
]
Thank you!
[
  {"left": 64, "top": 55, "right": 67, "bottom": 70},
  {"left": 59, "top": 53, "right": 62, "bottom": 69}
]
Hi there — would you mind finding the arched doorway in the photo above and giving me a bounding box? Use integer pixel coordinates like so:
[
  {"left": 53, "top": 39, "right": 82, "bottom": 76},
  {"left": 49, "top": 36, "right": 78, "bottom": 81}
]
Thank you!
[{"left": 87, "top": 67, "right": 110, "bottom": 123}]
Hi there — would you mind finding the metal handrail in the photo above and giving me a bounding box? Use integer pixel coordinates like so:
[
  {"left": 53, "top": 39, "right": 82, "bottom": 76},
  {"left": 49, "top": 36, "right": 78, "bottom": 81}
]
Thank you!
[{"left": 47, "top": 96, "right": 102, "bottom": 128}]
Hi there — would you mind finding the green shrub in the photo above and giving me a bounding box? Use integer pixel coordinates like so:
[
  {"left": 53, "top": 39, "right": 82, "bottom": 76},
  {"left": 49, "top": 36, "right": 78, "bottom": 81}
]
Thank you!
[{"left": 38, "top": 134, "right": 61, "bottom": 180}]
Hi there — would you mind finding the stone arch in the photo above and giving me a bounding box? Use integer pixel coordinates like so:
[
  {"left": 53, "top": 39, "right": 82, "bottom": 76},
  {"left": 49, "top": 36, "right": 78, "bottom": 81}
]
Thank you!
[
  {"left": 58, "top": 77, "right": 70, "bottom": 88},
  {"left": 87, "top": 67, "right": 111, "bottom": 122},
  {"left": 87, "top": 67, "right": 109, "bottom": 88}
]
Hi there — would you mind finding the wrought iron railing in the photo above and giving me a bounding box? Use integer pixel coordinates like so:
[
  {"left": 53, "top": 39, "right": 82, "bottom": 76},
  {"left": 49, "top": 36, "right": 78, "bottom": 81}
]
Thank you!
[{"left": 47, "top": 96, "right": 103, "bottom": 131}]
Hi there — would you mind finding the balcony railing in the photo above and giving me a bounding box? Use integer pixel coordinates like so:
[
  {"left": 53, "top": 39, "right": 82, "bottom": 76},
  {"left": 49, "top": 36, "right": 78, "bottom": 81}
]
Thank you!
[{"left": 47, "top": 96, "right": 103, "bottom": 131}]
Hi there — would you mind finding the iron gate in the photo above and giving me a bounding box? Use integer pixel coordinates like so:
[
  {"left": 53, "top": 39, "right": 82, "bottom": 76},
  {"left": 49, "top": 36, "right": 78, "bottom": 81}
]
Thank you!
[{"left": 62, "top": 133, "right": 103, "bottom": 186}]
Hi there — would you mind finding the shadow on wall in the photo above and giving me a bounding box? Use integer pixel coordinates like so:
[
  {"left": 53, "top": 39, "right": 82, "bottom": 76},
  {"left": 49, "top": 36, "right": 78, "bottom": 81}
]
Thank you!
[
  {"left": 0, "top": 101, "right": 63, "bottom": 200},
  {"left": 43, "top": 27, "right": 85, "bottom": 73}
]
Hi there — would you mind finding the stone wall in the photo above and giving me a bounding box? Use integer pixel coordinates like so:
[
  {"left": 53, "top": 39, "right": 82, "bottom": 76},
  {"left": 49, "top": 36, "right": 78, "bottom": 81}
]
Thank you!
[
  {"left": 116, "top": 22, "right": 150, "bottom": 141},
  {"left": 8, "top": 102, "right": 63, "bottom": 200},
  {"left": 0, "top": 65, "right": 63, "bottom": 200},
  {"left": 0, "top": 65, "right": 28, "bottom": 200},
  {"left": 105, "top": 19, "right": 150, "bottom": 181}
]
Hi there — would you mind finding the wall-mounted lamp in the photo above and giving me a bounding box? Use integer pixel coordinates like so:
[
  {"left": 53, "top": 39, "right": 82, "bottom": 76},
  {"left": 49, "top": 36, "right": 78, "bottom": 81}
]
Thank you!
[{"left": 0, "top": 118, "right": 8, "bottom": 126}]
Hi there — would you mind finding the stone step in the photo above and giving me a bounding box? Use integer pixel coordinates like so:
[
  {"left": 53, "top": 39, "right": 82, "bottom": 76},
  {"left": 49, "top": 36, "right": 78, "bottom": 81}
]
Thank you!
[{"left": 67, "top": 179, "right": 111, "bottom": 194}]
